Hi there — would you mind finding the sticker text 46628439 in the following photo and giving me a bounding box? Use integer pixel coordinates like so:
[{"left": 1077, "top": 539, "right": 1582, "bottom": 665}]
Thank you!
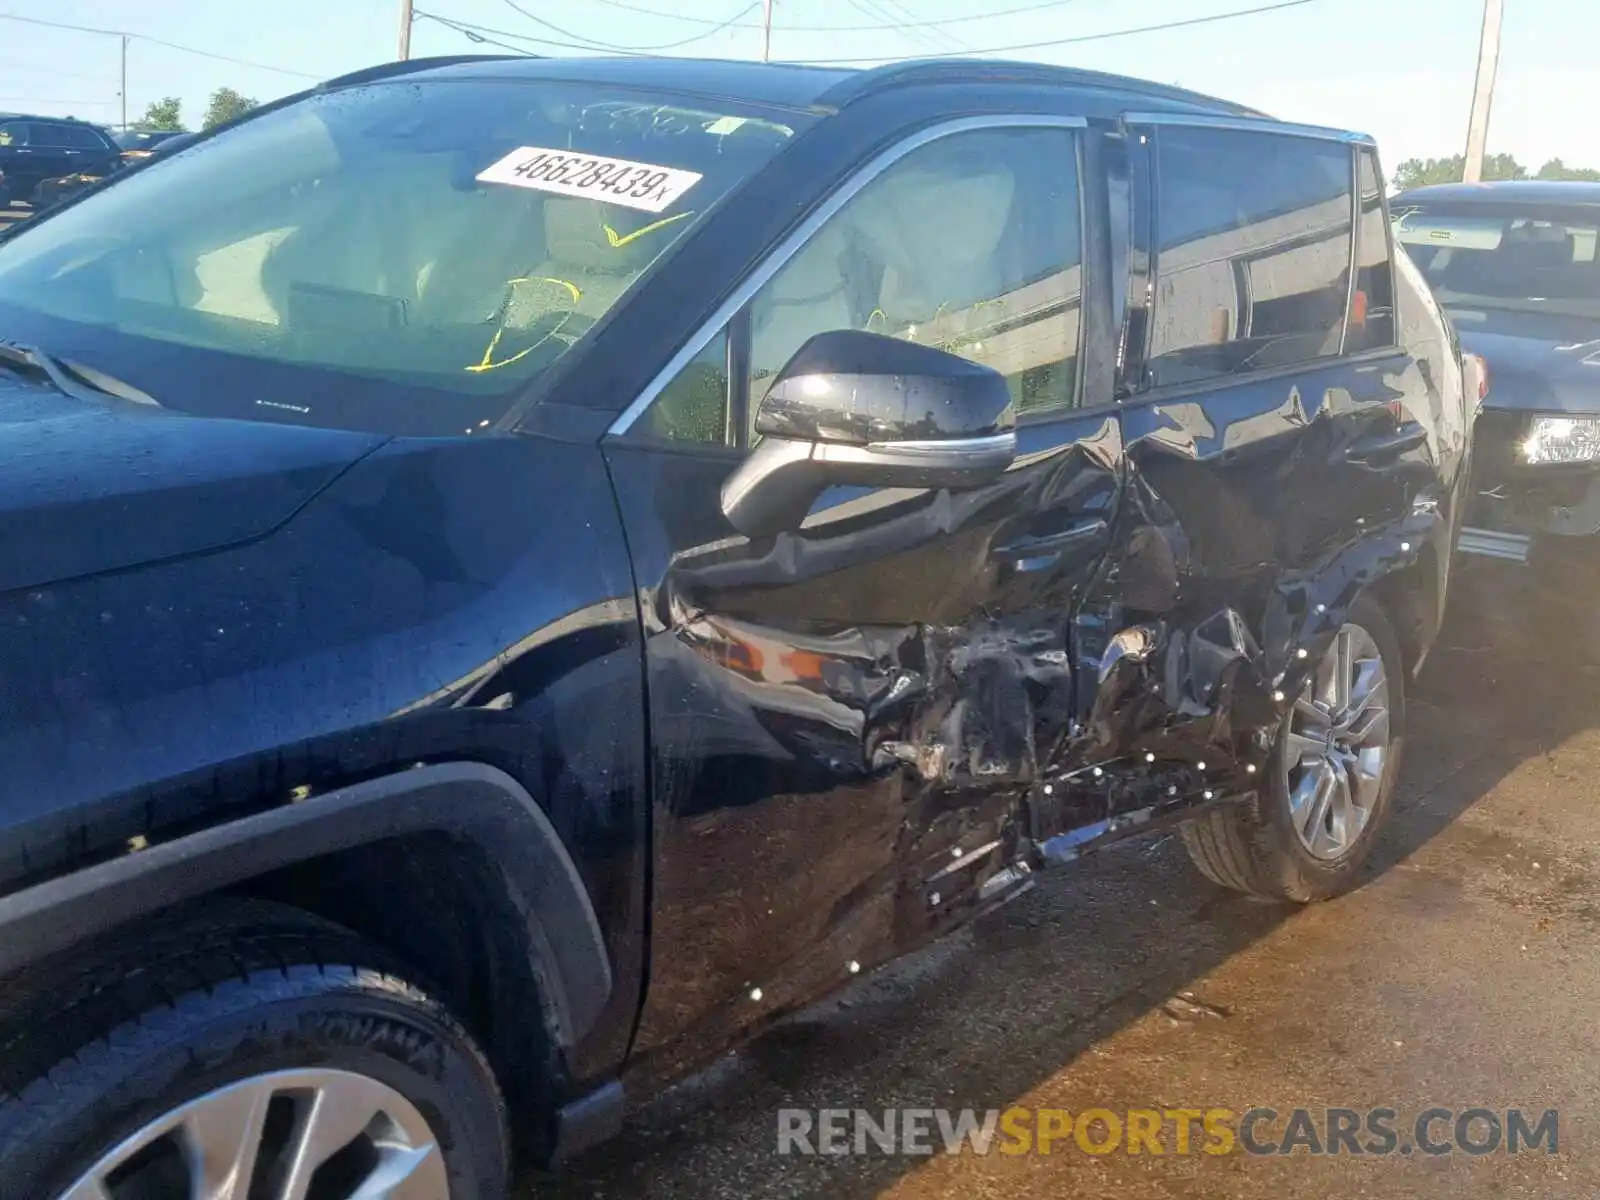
[{"left": 476, "top": 146, "right": 703, "bottom": 214}]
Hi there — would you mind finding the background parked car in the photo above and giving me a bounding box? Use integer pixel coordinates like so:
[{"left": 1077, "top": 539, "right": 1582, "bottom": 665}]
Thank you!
[
  {"left": 112, "top": 128, "right": 187, "bottom": 165},
  {"left": 0, "top": 114, "right": 120, "bottom": 204},
  {"left": 1394, "top": 181, "right": 1600, "bottom": 637},
  {"left": 25, "top": 131, "right": 204, "bottom": 214}
]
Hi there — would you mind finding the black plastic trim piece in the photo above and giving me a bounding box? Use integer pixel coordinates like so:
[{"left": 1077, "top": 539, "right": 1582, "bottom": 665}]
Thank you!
[
  {"left": 551, "top": 1079, "right": 627, "bottom": 1162},
  {"left": 0, "top": 761, "right": 612, "bottom": 1047}
]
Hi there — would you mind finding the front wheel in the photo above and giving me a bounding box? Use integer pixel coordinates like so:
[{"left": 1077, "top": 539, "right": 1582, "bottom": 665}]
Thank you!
[
  {"left": 1181, "top": 594, "right": 1406, "bottom": 901},
  {"left": 0, "top": 900, "right": 510, "bottom": 1200}
]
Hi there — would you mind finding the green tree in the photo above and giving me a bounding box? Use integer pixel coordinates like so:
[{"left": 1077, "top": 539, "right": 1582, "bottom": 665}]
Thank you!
[
  {"left": 1536, "top": 158, "right": 1600, "bottom": 182},
  {"left": 1391, "top": 153, "right": 1528, "bottom": 191},
  {"left": 201, "top": 87, "right": 258, "bottom": 131},
  {"left": 133, "top": 97, "right": 185, "bottom": 133}
]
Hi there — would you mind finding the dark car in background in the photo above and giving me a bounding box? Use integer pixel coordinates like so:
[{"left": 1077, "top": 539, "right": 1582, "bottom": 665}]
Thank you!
[
  {"left": 111, "top": 128, "right": 187, "bottom": 166},
  {"left": 0, "top": 54, "right": 1471, "bottom": 1198},
  {"left": 1394, "top": 182, "right": 1600, "bottom": 616},
  {"left": 15, "top": 132, "right": 202, "bottom": 215},
  {"left": 0, "top": 114, "right": 120, "bottom": 205}
]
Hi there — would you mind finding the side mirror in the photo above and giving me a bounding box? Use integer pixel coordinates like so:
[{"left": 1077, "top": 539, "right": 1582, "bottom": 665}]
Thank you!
[{"left": 720, "top": 329, "right": 1016, "bottom": 537}]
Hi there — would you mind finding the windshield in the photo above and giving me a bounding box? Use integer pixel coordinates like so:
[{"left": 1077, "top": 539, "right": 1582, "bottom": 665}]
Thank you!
[
  {"left": 1394, "top": 202, "right": 1600, "bottom": 331},
  {"left": 0, "top": 79, "right": 807, "bottom": 435}
]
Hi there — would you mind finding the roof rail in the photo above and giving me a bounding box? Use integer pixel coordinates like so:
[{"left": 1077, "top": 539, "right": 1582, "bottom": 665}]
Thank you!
[
  {"left": 817, "top": 58, "right": 1266, "bottom": 119},
  {"left": 0, "top": 110, "right": 105, "bottom": 124},
  {"left": 319, "top": 54, "right": 529, "bottom": 91}
]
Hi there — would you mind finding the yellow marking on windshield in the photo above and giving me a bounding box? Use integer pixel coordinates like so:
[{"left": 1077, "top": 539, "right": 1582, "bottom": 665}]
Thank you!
[
  {"left": 467, "top": 277, "right": 581, "bottom": 374},
  {"left": 603, "top": 211, "right": 693, "bottom": 248}
]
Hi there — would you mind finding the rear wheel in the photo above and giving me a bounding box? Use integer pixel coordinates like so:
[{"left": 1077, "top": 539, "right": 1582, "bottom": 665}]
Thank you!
[
  {"left": 1181, "top": 594, "right": 1405, "bottom": 901},
  {"left": 0, "top": 899, "right": 510, "bottom": 1200}
]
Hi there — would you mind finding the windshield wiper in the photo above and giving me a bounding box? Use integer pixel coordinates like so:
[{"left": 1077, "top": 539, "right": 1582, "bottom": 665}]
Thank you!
[{"left": 0, "top": 340, "right": 164, "bottom": 409}]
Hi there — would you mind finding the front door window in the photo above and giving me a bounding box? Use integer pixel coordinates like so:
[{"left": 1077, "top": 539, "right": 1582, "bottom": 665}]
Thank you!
[
  {"left": 634, "top": 124, "right": 1087, "bottom": 449},
  {"left": 748, "top": 126, "right": 1086, "bottom": 427}
]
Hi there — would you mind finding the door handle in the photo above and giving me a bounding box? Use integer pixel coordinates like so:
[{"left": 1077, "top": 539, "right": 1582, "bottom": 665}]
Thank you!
[
  {"left": 1344, "top": 424, "right": 1427, "bottom": 464},
  {"left": 993, "top": 518, "right": 1109, "bottom": 572}
]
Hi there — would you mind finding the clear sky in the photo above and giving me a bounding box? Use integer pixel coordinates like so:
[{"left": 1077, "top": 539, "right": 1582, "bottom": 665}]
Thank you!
[{"left": 0, "top": 0, "right": 1591, "bottom": 171}]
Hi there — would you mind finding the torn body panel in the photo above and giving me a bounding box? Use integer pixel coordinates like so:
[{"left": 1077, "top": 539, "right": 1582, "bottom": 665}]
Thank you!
[
  {"left": 609, "top": 410, "right": 1121, "bottom": 1079},
  {"left": 1026, "top": 349, "right": 1463, "bottom": 863}
]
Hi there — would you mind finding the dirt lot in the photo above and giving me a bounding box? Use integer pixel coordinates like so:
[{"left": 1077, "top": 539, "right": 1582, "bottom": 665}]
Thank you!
[{"left": 525, "top": 582, "right": 1600, "bottom": 1199}]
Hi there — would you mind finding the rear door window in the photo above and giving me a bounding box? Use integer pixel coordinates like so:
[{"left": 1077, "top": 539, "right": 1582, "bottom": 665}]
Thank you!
[
  {"left": 60, "top": 125, "right": 108, "bottom": 151},
  {"left": 0, "top": 121, "right": 26, "bottom": 147},
  {"left": 1147, "top": 127, "right": 1354, "bottom": 388},
  {"left": 26, "top": 123, "right": 70, "bottom": 149}
]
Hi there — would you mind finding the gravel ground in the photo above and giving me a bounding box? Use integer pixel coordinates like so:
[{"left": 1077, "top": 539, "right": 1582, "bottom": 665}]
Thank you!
[{"left": 523, "top": 584, "right": 1600, "bottom": 1198}]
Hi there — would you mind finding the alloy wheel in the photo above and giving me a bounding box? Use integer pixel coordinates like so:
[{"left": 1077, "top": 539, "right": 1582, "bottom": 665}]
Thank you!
[
  {"left": 1283, "top": 622, "right": 1392, "bottom": 861},
  {"left": 57, "top": 1067, "right": 448, "bottom": 1200}
]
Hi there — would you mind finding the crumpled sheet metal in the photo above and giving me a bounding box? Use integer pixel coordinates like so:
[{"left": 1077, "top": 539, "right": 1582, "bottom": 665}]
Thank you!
[{"left": 1031, "top": 506, "right": 1440, "bottom": 863}]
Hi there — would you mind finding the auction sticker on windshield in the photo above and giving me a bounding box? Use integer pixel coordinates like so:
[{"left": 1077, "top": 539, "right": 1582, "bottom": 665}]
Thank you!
[{"left": 477, "top": 146, "right": 702, "bottom": 213}]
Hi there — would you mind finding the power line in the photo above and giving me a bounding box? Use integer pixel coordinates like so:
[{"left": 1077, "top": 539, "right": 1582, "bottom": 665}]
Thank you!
[
  {"left": 0, "top": 12, "right": 321, "bottom": 79},
  {"left": 844, "top": 0, "right": 958, "bottom": 54},
  {"left": 497, "top": 0, "right": 758, "bottom": 52},
  {"left": 421, "top": 8, "right": 755, "bottom": 56},
  {"left": 789, "top": 0, "right": 1319, "bottom": 63},
  {"left": 571, "top": 0, "right": 1093, "bottom": 32},
  {"left": 0, "top": 58, "right": 118, "bottom": 82},
  {"left": 416, "top": 12, "right": 542, "bottom": 55},
  {"left": 841, "top": 0, "right": 936, "bottom": 53},
  {"left": 875, "top": 0, "right": 974, "bottom": 51}
]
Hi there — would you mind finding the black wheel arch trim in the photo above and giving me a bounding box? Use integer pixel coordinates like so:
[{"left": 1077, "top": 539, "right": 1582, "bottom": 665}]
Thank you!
[{"left": 0, "top": 761, "right": 612, "bottom": 1048}]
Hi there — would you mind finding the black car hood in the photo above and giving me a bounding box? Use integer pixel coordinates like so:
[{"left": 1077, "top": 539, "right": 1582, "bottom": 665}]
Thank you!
[
  {"left": 0, "top": 374, "right": 387, "bottom": 594},
  {"left": 1459, "top": 327, "right": 1600, "bottom": 415}
]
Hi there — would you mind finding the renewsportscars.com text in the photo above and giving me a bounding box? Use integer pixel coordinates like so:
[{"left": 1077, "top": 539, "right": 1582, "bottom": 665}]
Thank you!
[{"left": 776, "top": 1106, "right": 1558, "bottom": 1157}]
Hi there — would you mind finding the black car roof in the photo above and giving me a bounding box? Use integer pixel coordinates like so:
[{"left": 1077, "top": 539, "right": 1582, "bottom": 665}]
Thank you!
[
  {"left": 321, "top": 53, "right": 1267, "bottom": 119},
  {"left": 0, "top": 112, "right": 105, "bottom": 125},
  {"left": 1395, "top": 180, "right": 1600, "bottom": 207}
]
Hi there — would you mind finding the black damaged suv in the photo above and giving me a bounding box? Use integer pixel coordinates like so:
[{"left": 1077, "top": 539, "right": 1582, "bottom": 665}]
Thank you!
[{"left": 0, "top": 55, "right": 1471, "bottom": 1197}]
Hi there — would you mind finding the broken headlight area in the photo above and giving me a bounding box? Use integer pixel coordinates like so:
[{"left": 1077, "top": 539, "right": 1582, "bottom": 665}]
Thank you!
[
  {"left": 1462, "top": 411, "right": 1600, "bottom": 562},
  {"left": 1521, "top": 415, "right": 1600, "bottom": 466}
]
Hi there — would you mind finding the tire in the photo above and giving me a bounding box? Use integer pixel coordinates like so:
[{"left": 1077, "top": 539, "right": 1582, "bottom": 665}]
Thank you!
[
  {"left": 0, "top": 898, "right": 509, "bottom": 1200},
  {"left": 1180, "top": 594, "right": 1406, "bottom": 902}
]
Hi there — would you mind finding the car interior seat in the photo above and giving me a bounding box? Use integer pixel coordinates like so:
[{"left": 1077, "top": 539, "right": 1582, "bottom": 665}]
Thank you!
[{"left": 849, "top": 156, "right": 1017, "bottom": 345}]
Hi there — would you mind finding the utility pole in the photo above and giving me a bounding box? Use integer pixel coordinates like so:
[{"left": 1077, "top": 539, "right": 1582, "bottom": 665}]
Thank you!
[
  {"left": 119, "top": 35, "right": 128, "bottom": 130},
  {"left": 1462, "top": 0, "right": 1504, "bottom": 183},
  {"left": 762, "top": 0, "right": 773, "bottom": 61},
  {"left": 398, "top": 0, "right": 414, "bottom": 61}
]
